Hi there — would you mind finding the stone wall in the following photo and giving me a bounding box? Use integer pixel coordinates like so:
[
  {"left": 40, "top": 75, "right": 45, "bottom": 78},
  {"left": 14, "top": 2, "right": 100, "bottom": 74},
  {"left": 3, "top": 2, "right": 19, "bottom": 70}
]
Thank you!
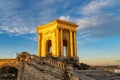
[
  {"left": 17, "top": 52, "right": 81, "bottom": 80},
  {"left": 0, "top": 59, "right": 19, "bottom": 69}
]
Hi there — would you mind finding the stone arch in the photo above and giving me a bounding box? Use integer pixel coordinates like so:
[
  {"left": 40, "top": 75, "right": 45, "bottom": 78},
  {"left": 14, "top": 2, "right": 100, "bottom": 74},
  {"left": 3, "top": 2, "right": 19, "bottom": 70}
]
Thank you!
[
  {"left": 46, "top": 39, "right": 52, "bottom": 57},
  {"left": 0, "top": 64, "right": 19, "bottom": 70},
  {"left": 0, "top": 66, "right": 18, "bottom": 79},
  {"left": 37, "top": 19, "right": 78, "bottom": 59},
  {"left": 63, "top": 39, "right": 67, "bottom": 57}
]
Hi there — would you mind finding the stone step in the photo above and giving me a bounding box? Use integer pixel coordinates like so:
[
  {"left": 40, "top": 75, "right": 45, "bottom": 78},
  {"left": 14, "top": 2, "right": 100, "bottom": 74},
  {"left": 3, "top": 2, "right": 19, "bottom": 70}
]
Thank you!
[
  {"left": 25, "top": 62, "right": 64, "bottom": 80},
  {"left": 21, "top": 58, "right": 66, "bottom": 80}
]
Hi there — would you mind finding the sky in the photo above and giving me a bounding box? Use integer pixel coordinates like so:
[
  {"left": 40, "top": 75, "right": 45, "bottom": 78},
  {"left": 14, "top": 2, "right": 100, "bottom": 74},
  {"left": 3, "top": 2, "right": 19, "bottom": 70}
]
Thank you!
[{"left": 0, "top": 0, "right": 120, "bottom": 66}]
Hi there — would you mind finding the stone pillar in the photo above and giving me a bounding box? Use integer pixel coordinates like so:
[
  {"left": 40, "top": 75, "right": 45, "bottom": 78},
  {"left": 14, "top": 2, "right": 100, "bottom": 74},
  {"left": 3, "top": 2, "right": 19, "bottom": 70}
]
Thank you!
[
  {"left": 41, "top": 38, "right": 46, "bottom": 57},
  {"left": 74, "top": 32, "right": 77, "bottom": 57},
  {"left": 44, "top": 39, "right": 46, "bottom": 57},
  {"left": 56, "top": 29, "right": 59, "bottom": 56},
  {"left": 38, "top": 33, "right": 41, "bottom": 57},
  {"left": 60, "top": 29, "right": 63, "bottom": 56},
  {"left": 52, "top": 37, "right": 57, "bottom": 57},
  {"left": 70, "top": 30, "right": 73, "bottom": 57}
]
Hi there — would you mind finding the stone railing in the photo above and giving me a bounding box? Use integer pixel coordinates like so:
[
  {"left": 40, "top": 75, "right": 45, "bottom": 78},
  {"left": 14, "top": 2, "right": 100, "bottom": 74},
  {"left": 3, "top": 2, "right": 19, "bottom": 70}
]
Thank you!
[
  {"left": 17, "top": 52, "right": 82, "bottom": 80},
  {"left": 30, "top": 55, "right": 65, "bottom": 69},
  {"left": 45, "top": 59, "right": 65, "bottom": 69}
]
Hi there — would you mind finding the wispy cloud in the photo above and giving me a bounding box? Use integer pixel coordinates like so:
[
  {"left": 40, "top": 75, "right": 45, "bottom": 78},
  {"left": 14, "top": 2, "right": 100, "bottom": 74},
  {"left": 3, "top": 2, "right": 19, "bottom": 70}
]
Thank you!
[
  {"left": 0, "top": 0, "right": 67, "bottom": 37},
  {"left": 81, "top": 0, "right": 113, "bottom": 15},
  {"left": 59, "top": 0, "right": 120, "bottom": 41},
  {"left": 0, "top": 25, "right": 36, "bottom": 35},
  {"left": 23, "top": 35, "right": 37, "bottom": 42},
  {"left": 59, "top": 16, "right": 70, "bottom": 21},
  {"left": 0, "top": 0, "right": 120, "bottom": 42},
  {"left": 0, "top": 0, "right": 56, "bottom": 40}
]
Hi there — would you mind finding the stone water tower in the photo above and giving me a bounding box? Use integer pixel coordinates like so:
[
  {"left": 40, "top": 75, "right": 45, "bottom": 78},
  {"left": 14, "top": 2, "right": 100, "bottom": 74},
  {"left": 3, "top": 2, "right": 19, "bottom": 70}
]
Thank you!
[{"left": 37, "top": 19, "right": 78, "bottom": 59}]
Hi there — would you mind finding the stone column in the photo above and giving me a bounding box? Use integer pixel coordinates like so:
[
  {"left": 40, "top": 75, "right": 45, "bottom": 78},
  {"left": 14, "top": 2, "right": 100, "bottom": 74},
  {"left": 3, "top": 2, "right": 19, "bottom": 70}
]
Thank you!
[
  {"left": 70, "top": 30, "right": 73, "bottom": 57},
  {"left": 74, "top": 32, "right": 77, "bottom": 57},
  {"left": 38, "top": 33, "right": 41, "bottom": 57},
  {"left": 56, "top": 29, "right": 59, "bottom": 57},
  {"left": 60, "top": 29, "right": 63, "bottom": 56},
  {"left": 52, "top": 37, "right": 57, "bottom": 57},
  {"left": 41, "top": 38, "right": 46, "bottom": 57},
  {"left": 44, "top": 39, "right": 46, "bottom": 57}
]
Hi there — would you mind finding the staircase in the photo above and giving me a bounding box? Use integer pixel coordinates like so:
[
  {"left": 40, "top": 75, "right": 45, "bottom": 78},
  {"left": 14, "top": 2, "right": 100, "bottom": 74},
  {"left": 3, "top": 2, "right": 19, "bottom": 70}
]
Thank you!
[
  {"left": 18, "top": 55, "right": 65, "bottom": 80},
  {"left": 17, "top": 52, "right": 81, "bottom": 80}
]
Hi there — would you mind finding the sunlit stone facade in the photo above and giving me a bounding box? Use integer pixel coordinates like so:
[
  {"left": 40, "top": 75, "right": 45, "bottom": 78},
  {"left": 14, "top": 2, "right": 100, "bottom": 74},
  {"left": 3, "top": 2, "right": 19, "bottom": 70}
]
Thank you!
[{"left": 37, "top": 19, "right": 78, "bottom": 59}]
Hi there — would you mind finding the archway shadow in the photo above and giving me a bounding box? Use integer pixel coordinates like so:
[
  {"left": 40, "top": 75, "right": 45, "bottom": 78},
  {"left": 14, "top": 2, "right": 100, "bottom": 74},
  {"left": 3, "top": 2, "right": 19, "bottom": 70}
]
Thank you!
[{"left": 0, "top": 66, "right": 18, "bottom": 80}]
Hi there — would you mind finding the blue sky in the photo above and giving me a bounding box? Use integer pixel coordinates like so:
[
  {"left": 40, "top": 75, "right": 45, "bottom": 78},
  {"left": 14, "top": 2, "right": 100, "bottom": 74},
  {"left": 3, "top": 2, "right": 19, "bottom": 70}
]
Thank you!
[{"left": 0, "top": 0, "right": 120, "bottom": 65}]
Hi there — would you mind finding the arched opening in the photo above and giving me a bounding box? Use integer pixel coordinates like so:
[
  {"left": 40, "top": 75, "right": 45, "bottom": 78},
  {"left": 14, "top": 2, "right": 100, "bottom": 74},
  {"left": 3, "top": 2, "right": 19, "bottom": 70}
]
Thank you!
[
  {"left": 63, "top": 39, "right": 67, "bottom": 57},
  {"left": 0, "top": 66, "right": 18, "bottom": 80},
  {"left": 46, "top": 40, "right": 52, "bottom": 57}
]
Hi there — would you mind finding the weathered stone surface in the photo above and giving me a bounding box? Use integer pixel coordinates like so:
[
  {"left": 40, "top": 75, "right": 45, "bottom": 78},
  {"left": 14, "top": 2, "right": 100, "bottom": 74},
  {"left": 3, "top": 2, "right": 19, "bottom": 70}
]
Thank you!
[
  {"left": 17, "top": 53, "right": 81, "bottom": 80},
  {"left": 37, "top": 19, "right": 78, "bottom": 59},
  {"left": 17, "top": 53, "right": 65, "bottom": 80},
  {"left": 0, "top": 59, "right": 19, "bottom": 69}
]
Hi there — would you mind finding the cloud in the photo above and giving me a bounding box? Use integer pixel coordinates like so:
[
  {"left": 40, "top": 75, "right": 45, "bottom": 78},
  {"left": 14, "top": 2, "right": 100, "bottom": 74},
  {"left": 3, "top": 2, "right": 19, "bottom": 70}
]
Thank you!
[
  {"left": 0, "top": 25, "right": 36, "bottom": 35},
  {"left": 25, "top": 36, "right": 37, "bottom": 42},
  {"left": 0, "top": 0, "right": 63, "bottom": 42},
  {"left": 0, "top": 0, "right": 80, "bottom": 35},
  {"left": 23, "top": 34, "right": 37, "bottom": 42},
  {"left": 57, "top": 0, "right": 120, "bottom": 43},
  {"left": 0, "top": 0, "right": 64, "bottom": 36},
  {"left": 81, "top": 0, "right": 113, "bottom": 15},
  {"left": 59, "top": 16, "right": 70, "bottom": 21},
  {"left": 59, "top": 0, "right": 120, "bottom": 41},
  {"left": 0, "top": 0, "right": 120, "bottom": 42},
  {"left": 0, "top": 0, "right": 70, "bottom": 36},
  {"left": 79, "top": 0, "right": 120, "bottom": 38}
]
